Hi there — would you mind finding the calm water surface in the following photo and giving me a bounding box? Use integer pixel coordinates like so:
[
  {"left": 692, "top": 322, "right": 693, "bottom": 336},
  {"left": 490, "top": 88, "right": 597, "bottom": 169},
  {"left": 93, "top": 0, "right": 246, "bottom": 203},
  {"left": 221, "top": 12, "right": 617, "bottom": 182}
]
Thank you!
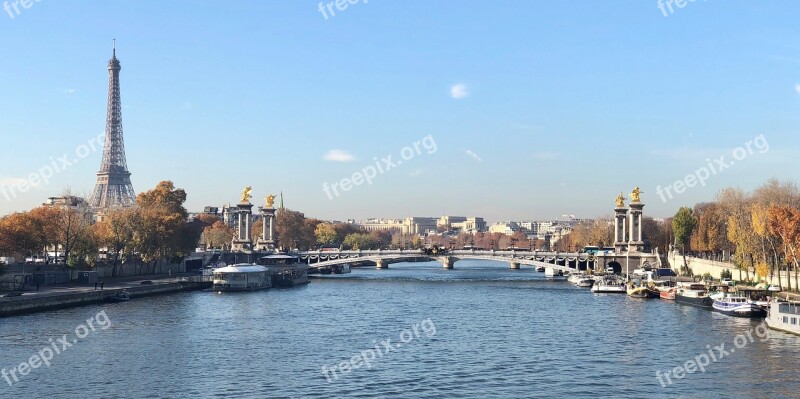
[{"left": 2, "top": 261, "right": 800, "bottom": 398}]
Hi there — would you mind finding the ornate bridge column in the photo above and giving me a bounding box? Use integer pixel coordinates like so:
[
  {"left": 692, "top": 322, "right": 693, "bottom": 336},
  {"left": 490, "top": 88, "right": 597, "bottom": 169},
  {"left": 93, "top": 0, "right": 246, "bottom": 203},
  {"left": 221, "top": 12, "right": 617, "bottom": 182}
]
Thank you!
[
  {"left": 231, "top": 203, "right": 253, "bottom": 252},
  {"left": 232, "top": 187, "right": 254, "bottom": 252},
  {"left": 376, "top": 259, "right": 388, "bottom": 269},
  {"left": 628, "top": 187, "right": 645, "bottom": 253},
  {"left": 509, "top": 261, "right": 520, "bottom": 270},
  {"left": 613, "top": 192, "right": 629, "bottom": 254},
  {"left": 257, "top": 197, "right": 276, "bottom": 251}
]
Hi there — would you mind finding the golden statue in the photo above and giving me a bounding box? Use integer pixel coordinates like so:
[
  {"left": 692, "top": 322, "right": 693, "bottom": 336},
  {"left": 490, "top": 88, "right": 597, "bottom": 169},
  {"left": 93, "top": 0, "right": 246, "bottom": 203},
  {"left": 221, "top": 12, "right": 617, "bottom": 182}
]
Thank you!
[
  {"left": 631, "top": 186, "right": 642, "bottom": 203},
  {"left": 241, "top": 186, "right": 253, "bottom": 203},
  {"left": 265, "top": 194, "right": 276, "bottom": 208},
  {"left": 615, "top": 192, "right": 626, "bottom": 208}
]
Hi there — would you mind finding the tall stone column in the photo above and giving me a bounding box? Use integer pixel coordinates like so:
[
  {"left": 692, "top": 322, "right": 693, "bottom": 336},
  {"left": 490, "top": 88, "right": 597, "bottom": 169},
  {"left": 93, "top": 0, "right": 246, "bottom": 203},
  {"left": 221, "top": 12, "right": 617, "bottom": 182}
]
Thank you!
[
  {"left": 232, "top": 203, "right": 253, "bottom": 252},
  {"left": 614, "top": 194, "right": 629, "bottom": 254},
  {"left": 257, "top": 206, "right": 276, "bottom": 251},
  {"left": 628, "top": 198, "right": 645, "bottom": 253}
]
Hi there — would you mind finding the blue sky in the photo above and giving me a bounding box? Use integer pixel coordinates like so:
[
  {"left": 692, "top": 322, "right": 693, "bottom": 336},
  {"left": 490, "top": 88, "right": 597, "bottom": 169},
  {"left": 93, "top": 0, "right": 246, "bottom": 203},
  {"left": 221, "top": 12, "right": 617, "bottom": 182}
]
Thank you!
[{"left": 0, "top": 1, "right": 798, "bottom": 222}]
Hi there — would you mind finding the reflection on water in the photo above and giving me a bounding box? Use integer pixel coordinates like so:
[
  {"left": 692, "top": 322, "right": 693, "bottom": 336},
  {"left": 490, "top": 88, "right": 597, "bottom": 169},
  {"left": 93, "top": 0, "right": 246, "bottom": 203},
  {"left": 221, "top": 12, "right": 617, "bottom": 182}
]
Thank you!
[{"left": 2, "top": 260, "right": 800, "bottom": 398}]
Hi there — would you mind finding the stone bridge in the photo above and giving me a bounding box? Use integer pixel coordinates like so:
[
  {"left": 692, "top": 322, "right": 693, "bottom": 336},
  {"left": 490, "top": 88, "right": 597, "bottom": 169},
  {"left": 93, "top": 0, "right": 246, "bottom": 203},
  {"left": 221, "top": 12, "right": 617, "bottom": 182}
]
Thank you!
[{"left": 297, "top": 249, "right": 661, "bottom": 274}]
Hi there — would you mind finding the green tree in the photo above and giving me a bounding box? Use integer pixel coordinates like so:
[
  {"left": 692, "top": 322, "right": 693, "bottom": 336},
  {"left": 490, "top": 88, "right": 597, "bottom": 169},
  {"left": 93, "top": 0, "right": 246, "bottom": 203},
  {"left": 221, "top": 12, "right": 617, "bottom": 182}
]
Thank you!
[
  {"left": 673, "top": 206, "right": 697, "bottom": 276},
  {"left": 342, "top": 233, "right": 377, "bottom": 250}
]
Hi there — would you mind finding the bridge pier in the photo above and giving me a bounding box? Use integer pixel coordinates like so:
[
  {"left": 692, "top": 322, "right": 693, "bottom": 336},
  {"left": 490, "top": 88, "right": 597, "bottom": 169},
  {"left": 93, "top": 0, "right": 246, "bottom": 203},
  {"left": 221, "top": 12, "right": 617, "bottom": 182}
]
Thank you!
[
  {"left": 509, "top": 261, "right": 520, "bottom": 270},
  {"left": 441, "top": 257, "right": 453, "bottom": 269},
  {"left": 376, "top": 259, "right": 388, "bottom": 269}
]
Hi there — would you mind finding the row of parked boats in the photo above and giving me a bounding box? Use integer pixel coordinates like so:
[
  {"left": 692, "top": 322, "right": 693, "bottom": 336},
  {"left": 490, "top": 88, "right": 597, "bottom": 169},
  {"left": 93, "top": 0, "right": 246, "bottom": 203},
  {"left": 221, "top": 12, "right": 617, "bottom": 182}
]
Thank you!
[{"left": 566, "top": 268, "right": 800, "bottom": 336}]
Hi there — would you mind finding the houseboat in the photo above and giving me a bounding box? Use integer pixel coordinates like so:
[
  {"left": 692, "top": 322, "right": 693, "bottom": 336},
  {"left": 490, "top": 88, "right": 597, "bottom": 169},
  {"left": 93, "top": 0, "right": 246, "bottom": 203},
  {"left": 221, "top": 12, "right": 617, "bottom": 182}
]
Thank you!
[
  {"left": 766, "top": 299, "right": 800, "bottom": 336},
  {"left": 591, "top": 276, "right": 626, "bottom": 293},
  {"left": 212, "top": 264, "right": 271, "bottom": 292},
  {"left": 675, "top": 282, "right": 713, "bottom": 309},
  {"left": 258, "top": 254, "right": 310, "bottom": 287}
]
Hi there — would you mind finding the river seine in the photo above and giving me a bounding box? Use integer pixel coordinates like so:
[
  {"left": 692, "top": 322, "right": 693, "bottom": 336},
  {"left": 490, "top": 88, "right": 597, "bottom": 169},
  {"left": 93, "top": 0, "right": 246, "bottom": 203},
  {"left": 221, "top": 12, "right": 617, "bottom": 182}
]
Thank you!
[{"left": 2, "top": 260, "right": 800, "bottom": 398}]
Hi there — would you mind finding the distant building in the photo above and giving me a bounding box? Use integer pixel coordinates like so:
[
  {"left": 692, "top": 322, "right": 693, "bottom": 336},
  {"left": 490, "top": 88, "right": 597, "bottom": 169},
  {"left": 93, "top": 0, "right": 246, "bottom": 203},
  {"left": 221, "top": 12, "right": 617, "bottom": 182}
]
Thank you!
[
  {"left": 437, "top": 216, "right": 486, "bottom": 233},
  {"left": 354, "top": 217, "right": 438, "bottom": 235},
  {"left": 488, "top": 222, "right": 521, "bottom": 235},
  {"left": 515, "top": 220, "right": 576, "bottom": 240},
  {"left": 44, "top": 195, "right": 89, "bottom": 210}
]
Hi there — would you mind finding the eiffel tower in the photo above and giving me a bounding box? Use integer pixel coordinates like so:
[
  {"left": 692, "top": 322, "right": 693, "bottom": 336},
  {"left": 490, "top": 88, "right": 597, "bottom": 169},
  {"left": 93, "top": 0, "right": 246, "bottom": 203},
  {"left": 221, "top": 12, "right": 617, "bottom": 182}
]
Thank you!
[{"left": 89, "top": 42, "right": 136, "bottom": 209}]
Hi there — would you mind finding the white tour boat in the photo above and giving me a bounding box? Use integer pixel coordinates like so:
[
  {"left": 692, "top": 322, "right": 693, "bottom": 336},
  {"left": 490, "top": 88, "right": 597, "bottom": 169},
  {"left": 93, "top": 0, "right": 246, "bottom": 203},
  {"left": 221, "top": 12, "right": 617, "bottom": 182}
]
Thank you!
[
  {"left": 766, "top": 300, "right": 800, "bottom": 336},
  {"left": 212, "top": 263, "right": 271, "bottom": 292}
]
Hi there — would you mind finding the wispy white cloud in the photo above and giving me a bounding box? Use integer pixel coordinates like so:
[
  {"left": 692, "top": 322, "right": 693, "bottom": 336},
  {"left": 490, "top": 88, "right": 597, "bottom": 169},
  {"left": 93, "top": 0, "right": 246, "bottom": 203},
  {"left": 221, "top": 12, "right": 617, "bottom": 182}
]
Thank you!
[
  {"left": 60, "top": 88, "right": 76, "bottom": 94},
  {"left": 450, "top": 83, "right": 469, "bottom": 99},
  {"left": 408, "top": 169, "right": 423, "bottom": 177},
  {"left": 464, "top": 149, "right": 482, "bottom": 162},
  {"left": 795, "top": 83, "right": 800, "bottom": 95},
  {"left": 181, "top": 102, "right": 193, "bottom": 110},
  {"left": 323, "top": 149, "right": 354, "bottom": 162}
]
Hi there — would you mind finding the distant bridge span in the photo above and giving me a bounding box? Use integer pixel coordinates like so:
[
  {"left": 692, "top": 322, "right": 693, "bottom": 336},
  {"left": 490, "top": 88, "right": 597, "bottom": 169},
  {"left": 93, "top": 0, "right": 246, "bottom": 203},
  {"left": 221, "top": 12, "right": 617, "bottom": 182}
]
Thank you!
[{"left": 296, "top": 249, "right": 660, "bottom": 273}]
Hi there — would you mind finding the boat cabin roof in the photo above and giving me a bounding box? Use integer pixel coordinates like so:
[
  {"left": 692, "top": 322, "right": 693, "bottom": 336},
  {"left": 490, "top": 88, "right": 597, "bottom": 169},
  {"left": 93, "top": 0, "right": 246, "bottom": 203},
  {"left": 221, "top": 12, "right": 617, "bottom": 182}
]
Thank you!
[
  {"left": 260, "top": 254, "right": 297, "bottom": 259},
  {"left": 213, "top": 264, "right": 268, "bottom": 273}
]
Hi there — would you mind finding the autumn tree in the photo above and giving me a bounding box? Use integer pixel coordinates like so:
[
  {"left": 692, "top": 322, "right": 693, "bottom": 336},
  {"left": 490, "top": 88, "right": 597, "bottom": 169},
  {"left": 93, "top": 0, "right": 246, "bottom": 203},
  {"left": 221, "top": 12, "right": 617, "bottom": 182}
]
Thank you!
[
  {"left": 0, "top": 211, "right": 47, "bottom": 256},
  {"left": 93, "top": 207, "right": 137, "bottom": 275},
  {"left": 768, "top": 205, "right": 800, "bottom": 291},
  {"left": 203, "top": 221, "right": 233, "bottom": 249},
  {"left": 275, "top": 209, "right": 314, "bottom": 250},
  {"left": 368, "top": 230, "right": 392, "bottom": 249},
  {"left": 569, "top": 219, "right": 613, "bottom": 250},
  {"left": 690, "top": 202, "right": 730, "bottom": 257},
  {"left": 314, "top": 223, "right": 338, "bottom": 246},
  {"left": 642, "top": 217, "right": 670, "bottom": 254},
  {"left": 334, "top": 223, "right": 361, "bottom": 243},
  {"left": 251, "top": 219, "right": 264, "bottom": 243},
  {"left": 132, "top": 181, "right": 193, "bottom": 271},
  {"left": 717, "top": 188, "right": 758, "bottom": 280},
  {"left": 753, "top": 179, "right": 800, "bottom": 290}
]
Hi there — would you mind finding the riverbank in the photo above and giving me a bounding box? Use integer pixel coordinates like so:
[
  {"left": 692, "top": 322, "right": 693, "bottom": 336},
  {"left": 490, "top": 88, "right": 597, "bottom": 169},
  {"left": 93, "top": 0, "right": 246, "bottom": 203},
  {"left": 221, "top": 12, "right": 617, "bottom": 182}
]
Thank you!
[{"left": 0, "top": 276, "right": 210, "bottom": 317}]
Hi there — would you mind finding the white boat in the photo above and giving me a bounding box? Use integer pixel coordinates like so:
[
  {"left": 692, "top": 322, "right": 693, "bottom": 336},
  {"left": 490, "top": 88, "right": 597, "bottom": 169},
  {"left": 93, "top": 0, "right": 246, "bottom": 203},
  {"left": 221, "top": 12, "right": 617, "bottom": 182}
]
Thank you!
[
  {"left": 568, "top": 273, "right": 585, "bottom": 284},
  {"left": 712, "top": 294, "right": 767, "bottom": 318},
  {"left": 591, "top": 276, "right": 626, "bottom": 293},
  {"left": 576, "top": 277, "right": 595, "bottom": 288},
  {"left": 212, "top": 263, "right": 271, "bottom": 292},
  {"left": 766, "top": 300, "right": 800, "bottom": 336},
  {"left": 544, "top": 267, "right": 562, "bottom": 277}
]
